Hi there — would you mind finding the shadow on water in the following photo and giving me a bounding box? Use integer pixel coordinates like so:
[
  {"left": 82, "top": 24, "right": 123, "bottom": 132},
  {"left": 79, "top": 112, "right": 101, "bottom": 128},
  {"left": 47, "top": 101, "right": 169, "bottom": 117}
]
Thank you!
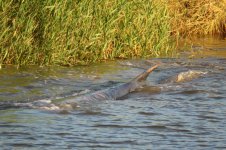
[{"left": 0, "top": 37, "right": 226, "bottom": 149}]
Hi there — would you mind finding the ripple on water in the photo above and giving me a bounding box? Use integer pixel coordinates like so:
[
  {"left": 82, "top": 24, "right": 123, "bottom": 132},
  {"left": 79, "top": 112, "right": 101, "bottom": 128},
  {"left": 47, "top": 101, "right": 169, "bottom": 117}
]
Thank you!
[{"left": 1, "top": 56, "right": 226, "bottom": 149}]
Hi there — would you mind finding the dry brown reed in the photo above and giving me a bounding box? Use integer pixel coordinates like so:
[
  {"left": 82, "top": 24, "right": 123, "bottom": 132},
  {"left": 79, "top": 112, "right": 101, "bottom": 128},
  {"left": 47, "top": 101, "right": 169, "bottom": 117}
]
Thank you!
[{"left": 168, "top": 0, "right": 226, "bottom": 36}]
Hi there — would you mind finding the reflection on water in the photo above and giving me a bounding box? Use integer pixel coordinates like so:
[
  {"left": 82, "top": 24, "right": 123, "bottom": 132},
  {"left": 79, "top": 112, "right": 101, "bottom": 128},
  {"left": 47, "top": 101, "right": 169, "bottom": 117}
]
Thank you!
[
  {"left": 180, "top": 36, "right": 226, "bottom": 58},
  {"left": 0, "top": 38, "right": 226, "bottom": 149}
]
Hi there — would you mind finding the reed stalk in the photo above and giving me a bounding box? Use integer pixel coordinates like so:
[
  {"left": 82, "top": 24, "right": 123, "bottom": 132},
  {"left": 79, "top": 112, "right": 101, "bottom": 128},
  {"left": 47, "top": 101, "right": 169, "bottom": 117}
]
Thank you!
[
  {"left": 1, "top": 0, "right": 225, "bottom": 66},
  {"left": 0, "top": 0, "right": 174, "bottom": 66}
]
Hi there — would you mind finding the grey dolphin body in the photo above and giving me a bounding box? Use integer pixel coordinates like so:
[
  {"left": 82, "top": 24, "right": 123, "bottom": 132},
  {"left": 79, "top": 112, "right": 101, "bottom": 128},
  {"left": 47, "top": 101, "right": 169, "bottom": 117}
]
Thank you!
[
  {"left": 55, "top": 64, "right": 159, "bottom": 110},
  {"left": 0, "top": 65, "right": 158, "bottom": 111}
]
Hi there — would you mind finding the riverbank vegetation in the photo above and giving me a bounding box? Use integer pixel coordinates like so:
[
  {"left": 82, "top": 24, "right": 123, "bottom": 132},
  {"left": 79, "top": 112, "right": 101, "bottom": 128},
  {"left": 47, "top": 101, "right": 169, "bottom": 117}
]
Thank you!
[
  {"left": 168, "top": 0, "right": 226, "bottom": 36},
  {"left": 0, "top": 0, "right": 225, "bottom": 66}
]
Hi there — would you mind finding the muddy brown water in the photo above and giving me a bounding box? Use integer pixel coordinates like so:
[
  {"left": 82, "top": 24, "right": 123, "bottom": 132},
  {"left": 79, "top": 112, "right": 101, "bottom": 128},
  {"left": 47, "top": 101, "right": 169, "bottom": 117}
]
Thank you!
[{"left": 0, "top": 37, "right": 226, "bottom": 149}]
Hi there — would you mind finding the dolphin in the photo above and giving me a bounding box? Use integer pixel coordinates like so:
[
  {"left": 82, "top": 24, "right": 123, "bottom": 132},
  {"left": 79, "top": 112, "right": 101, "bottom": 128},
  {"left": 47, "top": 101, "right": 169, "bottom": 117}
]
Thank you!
[
  {"left": 0, "top": 64, "right": 159, "bottom": 111},
  {"left": 54, "top": 64, "right": 159, "bottom": 110},
  {"left": 159, "top": 70, "right": 207, "bottom": 84}
]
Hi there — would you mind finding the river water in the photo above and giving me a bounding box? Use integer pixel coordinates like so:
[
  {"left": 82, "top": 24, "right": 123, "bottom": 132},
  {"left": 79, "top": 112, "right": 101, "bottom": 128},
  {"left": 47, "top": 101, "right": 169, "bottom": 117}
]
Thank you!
[{"left": 0, "top": 37, "right": 226, "bottom": 149}]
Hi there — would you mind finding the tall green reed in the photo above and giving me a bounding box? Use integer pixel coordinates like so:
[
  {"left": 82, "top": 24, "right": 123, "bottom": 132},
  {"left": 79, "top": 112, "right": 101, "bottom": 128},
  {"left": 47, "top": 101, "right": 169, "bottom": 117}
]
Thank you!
[{"left": 0, "top": 0, "right": 175, "bottom": 66}]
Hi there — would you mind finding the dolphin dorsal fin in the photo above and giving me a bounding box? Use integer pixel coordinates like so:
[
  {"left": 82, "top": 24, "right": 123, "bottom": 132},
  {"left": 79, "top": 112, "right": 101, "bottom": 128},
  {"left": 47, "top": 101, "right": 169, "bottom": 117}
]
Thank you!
[{"left": 132, "top": 64, "right": 159, "bottom": 82}]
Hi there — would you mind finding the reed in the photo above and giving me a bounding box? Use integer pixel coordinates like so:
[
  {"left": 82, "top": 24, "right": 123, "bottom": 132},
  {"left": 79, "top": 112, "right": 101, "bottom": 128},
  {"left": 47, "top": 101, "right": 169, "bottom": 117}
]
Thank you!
[
  {"left": 168, "top": 0, "right": 226, "bottom": 36},
  {"left": 0, "top": 0, "right": 174, "bottom": 66},
  {"left": 2, "top": 0, "right": 224, "bottom": 66}
]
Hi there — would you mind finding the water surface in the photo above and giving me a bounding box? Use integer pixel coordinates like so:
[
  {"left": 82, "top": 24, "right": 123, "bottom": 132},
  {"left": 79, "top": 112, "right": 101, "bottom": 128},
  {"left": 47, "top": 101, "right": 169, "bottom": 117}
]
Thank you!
[{"left": 0, "top": 38, "right": 226, "bottom": 149}]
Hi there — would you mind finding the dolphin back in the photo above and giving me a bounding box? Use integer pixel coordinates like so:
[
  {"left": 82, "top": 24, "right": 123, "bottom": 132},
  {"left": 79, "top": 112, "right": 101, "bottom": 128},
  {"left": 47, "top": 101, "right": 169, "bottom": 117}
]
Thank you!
[{"left": 0, "top": 64, "right": 159, "bottom": 111}]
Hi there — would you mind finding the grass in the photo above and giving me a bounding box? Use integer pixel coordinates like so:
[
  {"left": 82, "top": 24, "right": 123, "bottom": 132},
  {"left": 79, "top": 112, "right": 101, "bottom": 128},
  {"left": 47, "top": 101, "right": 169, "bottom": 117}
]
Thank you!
[
  {"left": 168, "top": 0, "right": 226, "bottom": 36},
  {"left": 0, "top": 0, "right": 174, "bottom": 66},
  {"left": 0, "top": 0, "right": 225, "bottom": 66}
]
